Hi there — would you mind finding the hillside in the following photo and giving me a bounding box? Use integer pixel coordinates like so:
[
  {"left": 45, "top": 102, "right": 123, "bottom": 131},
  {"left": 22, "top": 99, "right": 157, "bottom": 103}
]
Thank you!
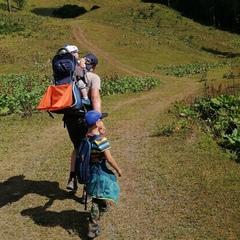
[
  {"left": 1, "top": 0, "right": 240, "bottom": 77},
  {"left": 0, "top": 1, "right": 240, "bottom": 240}
]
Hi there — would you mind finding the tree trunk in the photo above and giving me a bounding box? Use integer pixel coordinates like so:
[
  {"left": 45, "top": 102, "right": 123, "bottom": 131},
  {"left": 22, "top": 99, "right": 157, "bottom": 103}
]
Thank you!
[
  {"left": 210, "top": 6, "right": 216, "bottom": 27},
  {"left": 234, "top": 0, "right": 240, "bottom": 33},
  {"left": 7, "top": 0, "right": 11, "bottom": 12}
]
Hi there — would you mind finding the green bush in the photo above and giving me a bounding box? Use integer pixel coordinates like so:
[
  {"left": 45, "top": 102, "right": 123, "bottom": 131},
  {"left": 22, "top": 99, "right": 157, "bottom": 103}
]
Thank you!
[
  {"left": 101, "top": 76, "right": 160, "bottom": 95},
  {"left": 155, "top": 62, "right": 227, "bottom": 77},
  {"left": 0, "top": 16, "right": 25, "bottom": 34},
  {"left": 175, "top": 94, "right": 240, "bottom": 161},
  {"left": 0, "top": 74, "right": 161, "bottom": 116},
  {"left": 0, "top": 74, "right": 49, "bottom": 116},
  {"left": 13, "top": 0, "right": 26, "bottom": 10},
  {"left": 0, "top": 12, "right": 46, "bottom": 36}
]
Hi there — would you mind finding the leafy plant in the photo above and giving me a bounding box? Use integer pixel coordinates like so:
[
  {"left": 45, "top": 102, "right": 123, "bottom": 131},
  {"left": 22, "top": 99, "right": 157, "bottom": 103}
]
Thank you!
[
  {"left": 0, "top": 74, "right": 49, "bottom": 116},
  {"left": 174, "top": 94, "right": 240, "bottom": 160},
  {"left": 222, "top": 128, "right": 240, "bottom": 155},
  {"left": 0, "top": 16, "right": 25, "bottom": 34},
  {"left": 155, "top": 62, "right": 227, "bottom": 77},
  {"left": 0, "top": 74, "right": 161, "bottom": 116},
  {"left": 13, "top": 0, "right": 26, "bottom": 10},
  {"left": 101, "top": 76, "right": 161, "bottom": 95},
  {"left": 174, "top": 101, "right": 196, "bottom": 119}
]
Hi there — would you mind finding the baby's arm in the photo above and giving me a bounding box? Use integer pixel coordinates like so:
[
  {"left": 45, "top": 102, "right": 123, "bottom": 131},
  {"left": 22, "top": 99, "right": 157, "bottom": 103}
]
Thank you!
[
  {"left": 79, "top": 58, "right": 85, "bottom": 68},
  {"left": 104, "top": 150, "right": 122, "bottom": 177}
]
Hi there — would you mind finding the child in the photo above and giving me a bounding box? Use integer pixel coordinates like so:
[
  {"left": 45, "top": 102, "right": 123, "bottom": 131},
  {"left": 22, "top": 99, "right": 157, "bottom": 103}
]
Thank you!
[
  {"left": 64, "top": 44, "right": 91, "bottom": 105},
  {"left": 83, "top": 110, "right": 122, "bottom": 239}
]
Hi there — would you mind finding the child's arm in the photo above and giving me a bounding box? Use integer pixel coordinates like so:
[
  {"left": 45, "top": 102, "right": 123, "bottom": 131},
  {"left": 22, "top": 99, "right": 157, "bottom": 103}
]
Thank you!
[{"left": 104, "top": 149, "right": 122, "bottom": 177}]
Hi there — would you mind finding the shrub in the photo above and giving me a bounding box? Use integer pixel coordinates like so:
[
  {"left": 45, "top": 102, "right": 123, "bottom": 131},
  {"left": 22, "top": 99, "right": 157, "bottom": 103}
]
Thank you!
[
  {"left": 101, "top": 76, "right": 160, "bottom": 95},
  {"left": 13, "top": 0, "right": 26, "bottom": 10},
  {"left": 0, "top": 16, "right": 25, "bottom": 34},
  {"left": 155, "top": 62, "right": 227, "bottom": 77},
  {"left": 174, "top": 94, "right": 240, "bottom": 161},
  {"left": 0, "top": 74, "right": 161, "bottom": 116},
  {"left": 0, "top": 74, "right": 49, "bottom": 116}
]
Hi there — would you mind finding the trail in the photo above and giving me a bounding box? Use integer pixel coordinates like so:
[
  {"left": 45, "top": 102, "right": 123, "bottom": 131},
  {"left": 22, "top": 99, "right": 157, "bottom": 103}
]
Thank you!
[{"left": 72, "top": 24, "right": 157, "bottom": 77}]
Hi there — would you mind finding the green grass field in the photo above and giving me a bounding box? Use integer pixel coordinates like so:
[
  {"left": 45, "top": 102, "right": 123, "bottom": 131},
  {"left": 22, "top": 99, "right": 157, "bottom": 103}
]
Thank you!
[{"left": 0, "top": 0, "right": 240, "bottom": 239}]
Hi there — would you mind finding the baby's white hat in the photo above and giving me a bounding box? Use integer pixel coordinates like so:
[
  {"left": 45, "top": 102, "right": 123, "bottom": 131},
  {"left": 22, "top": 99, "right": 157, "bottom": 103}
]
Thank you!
[{"left": 65, "top": 44, "right": 78, "bottom": 53}]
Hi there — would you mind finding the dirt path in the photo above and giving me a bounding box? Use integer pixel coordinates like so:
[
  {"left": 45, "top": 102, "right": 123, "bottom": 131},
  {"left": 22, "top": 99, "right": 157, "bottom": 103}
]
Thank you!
[{"left": 72, "top": 24, "right": 157, "bottom": 77}]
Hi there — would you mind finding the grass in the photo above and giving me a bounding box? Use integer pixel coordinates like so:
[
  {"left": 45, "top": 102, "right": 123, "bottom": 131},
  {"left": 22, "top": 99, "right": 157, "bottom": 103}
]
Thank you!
[
  {"left": 0, "top": 0, "right": 240, "bottom": 239},
  {"left": 1, "top": 0, "right": 240, "bottom": 76}
]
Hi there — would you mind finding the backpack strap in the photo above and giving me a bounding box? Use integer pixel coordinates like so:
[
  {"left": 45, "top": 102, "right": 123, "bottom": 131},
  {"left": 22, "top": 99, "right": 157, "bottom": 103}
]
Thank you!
[
  {"left": 86, "top": 135, "right": 104, "bottom": 161},
  {"left": 87, "top": 135, "right": 101, "bottom": 148}
]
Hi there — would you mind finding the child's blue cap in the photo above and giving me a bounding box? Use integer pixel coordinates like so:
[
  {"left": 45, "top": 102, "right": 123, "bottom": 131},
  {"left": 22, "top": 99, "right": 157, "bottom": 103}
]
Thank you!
[{"left": 84, "top": 110, "right": 108, "bottom": 127}]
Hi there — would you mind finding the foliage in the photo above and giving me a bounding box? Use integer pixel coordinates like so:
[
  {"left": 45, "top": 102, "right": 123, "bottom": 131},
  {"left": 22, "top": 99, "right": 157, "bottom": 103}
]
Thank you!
[
  {"left": 13, "top": 0, "right": 26, "bottom": 10},
  {"left": 174, "top": 94, "right": 240, "bottom": 161},
  {"left": 0, "top": 74, "right": 161, "bottom": 116},
  {"left": 0, "top": 12, "right": 48, "bottom": 36},
  {"left": 155, "top": 62, "right": 227, "bottom": 77},
  {"left": 0, "top": 74, "right": 49, "bottom": 116},
  {"left": 0, "top": 3, "right": 8, "bottom": 11},
  {"left": 101, "top": 76, "right": 161, "bottom": 95},
  {"left": 0, "top": 14, "right": 25, "bottom": 34},
  {"left": 141, "top": 0, "right": 240, "bottom": 34}
]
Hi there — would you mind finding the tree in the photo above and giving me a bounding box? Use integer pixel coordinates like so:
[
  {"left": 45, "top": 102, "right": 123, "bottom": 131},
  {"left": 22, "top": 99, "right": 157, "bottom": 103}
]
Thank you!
[
  {"left": 152, "top": 0, "right": 239, "bottom": 33},
  {"left": 233, "top": 0, "right": 240, "bottom": 33},
  {"left": 7, "top": 0, "right": 11, "bottom": 12}
]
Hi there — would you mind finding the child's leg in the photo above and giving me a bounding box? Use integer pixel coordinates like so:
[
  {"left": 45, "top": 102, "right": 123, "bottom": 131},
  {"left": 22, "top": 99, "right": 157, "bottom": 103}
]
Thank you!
[
  {"left": 81, "top": 88, "right": 88, "bottom": 99},
  {"left": 77, "top": 80, "right": 91, "bottom": 104},
  {"left": 88, "top": 198, "right": 101, "bottom": 238},
  {"left": 99, "top": 200, "right": 109, "bottom": 216},
  {"left": 81, "top": 88, "right": 91, "bottom": 105}
]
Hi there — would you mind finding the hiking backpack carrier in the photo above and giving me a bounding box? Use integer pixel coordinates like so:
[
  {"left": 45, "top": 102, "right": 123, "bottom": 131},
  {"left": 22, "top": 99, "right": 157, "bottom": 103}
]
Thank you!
[
  {"left": 52, "top": 47, "right": 78, "bottom": 85},
  {"left": 37, "top": 47, "right": 87, "bottom": 116}
]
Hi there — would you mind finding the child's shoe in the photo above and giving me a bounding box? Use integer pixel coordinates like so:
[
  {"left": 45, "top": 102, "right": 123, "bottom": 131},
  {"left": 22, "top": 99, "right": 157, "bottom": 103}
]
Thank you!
[
  {"left": 82, "top": 98, "right": 91, "bottom": 105},
  {"left": 87, "top": 224, "right": 101, "bottom": 239}
]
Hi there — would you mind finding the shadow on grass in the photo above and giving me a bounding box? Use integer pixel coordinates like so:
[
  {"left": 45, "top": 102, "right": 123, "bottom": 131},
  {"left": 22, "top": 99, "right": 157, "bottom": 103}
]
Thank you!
[
  {"left": 31, "top": 8, "right": 58, "bottom": 17},
  {"left": 31, "top": 5, "right": 100, "bottom": 18},
  {"left": 0, "top": 175, "right": 89, "bottom": 239},
  {"left": 201, "top": 47, "right": 240, "bottom": 58},
  {"left": 21, "top": 205, "right": 89, "bottom": 239}
]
